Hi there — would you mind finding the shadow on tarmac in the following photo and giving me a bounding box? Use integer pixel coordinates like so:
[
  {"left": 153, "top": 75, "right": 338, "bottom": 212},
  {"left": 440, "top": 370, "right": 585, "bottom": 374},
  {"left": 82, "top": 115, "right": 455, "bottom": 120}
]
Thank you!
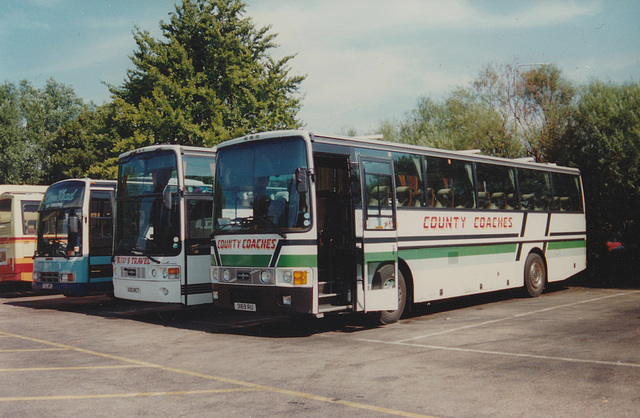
[
  {"left": 3, "top": 271, "right": 637, "bottom": 338},
  {"left": 0, "top": 285, "right": 561, "bottom": 338}
]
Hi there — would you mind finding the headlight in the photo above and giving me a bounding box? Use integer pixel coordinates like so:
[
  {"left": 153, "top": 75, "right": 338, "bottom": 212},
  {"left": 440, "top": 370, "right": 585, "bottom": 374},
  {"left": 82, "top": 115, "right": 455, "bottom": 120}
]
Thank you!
[
  {"left": 283, "top": 270, "right": 293, "bottom": 284},
  {"left": 167, "top": 268, "right": 180, "bottom": 280},
  {"left": 222, "top": 269, "right": 231, "bottom": 282},
  {"left": 260, "top": 270, "right": 272, "bottom": 284},
  {"left": 60, "top": 272, "right": 75, "bottom": 283}
]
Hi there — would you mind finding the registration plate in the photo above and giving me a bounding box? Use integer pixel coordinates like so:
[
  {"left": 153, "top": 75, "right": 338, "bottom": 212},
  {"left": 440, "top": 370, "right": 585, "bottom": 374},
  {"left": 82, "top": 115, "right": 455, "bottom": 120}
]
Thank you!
[
  {"left": 127, "top": 287, "right": 141, "bottom": 293},
  {"left": 234, "top": 302, "right": 256, "bottom": 312},
  {"left": 42, "top": 283, "right": 53, "bottom": 289}
]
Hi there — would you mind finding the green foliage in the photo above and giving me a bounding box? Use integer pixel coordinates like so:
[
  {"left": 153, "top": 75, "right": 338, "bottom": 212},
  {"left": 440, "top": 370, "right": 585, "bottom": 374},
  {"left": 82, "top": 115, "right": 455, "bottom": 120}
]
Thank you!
[
  {"left": 0, "top": 79, "right": 88, "bottom": 184},
  {"left": 517, "top": 64, "right": 576, "bottom": 162},
  {"left": 561, "top": 80, "right": 640, "bottom": 233},
  {"left": 380, "top": 89, "right": 523, "bottom": 158},
  {"left": 381, "top": 63, "right": 638, "bottom": 255},
  {"left": 381, "top": 63, "right": 578, "bottom": 162},
  {"left": 469, "top": 63, "right": 575, "bottom": 162},
  {"left": 0, "top": 82, "right": 25, "bottom": 183},
  {"left": 48, "top": 103, "right": 130, "bottom": 182},
  {"left": 110, "top": 0, "right": 305, "bottom": 150}
]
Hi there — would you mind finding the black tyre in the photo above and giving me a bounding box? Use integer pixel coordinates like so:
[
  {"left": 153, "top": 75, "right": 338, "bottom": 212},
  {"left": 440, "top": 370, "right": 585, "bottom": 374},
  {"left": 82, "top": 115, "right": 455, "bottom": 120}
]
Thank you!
[
  {"left": 524, "top": 253, "right": 546, "bottom": 297},
  {"left": 376, "top": 264, "right": 407, "bottom": 325}
]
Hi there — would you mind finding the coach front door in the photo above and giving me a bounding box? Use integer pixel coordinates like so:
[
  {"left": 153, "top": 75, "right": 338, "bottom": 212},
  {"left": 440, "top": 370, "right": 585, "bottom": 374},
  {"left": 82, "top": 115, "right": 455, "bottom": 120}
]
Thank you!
[{"left": 359, "top": 156, "right": 398, "bottom": 312}]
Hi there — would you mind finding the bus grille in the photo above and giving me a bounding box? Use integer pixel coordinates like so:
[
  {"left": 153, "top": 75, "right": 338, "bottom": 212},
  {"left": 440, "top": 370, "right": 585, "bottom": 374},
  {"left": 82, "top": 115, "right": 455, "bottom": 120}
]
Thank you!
[
  {"left": 39, "top": 272, "right": 59, "bottom": 282},
  {"left": 122, "top": 267, "right": 146, "bottom": 279}
]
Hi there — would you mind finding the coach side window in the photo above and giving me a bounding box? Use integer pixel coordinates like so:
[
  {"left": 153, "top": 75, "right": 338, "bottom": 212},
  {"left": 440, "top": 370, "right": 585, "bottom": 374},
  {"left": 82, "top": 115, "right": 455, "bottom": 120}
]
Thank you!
[
  {"left": 0, "top": 199, "right": 10, "bottom": 224},
  {"left": 89, "top": 192, "right": 113, "bottom": 256},
  {"left": 551, "top": 173, "right": 583, "bottom": 212},
  {"left": 475, "top": 163, "right": 517, "bottom": 210},
  {"left": 517, "top": 169, "right": 551, "bottom": 211},
  {"left": 393, "top": 153, "right": 424, "bottom": 207},
  {"left": 427, "top": 157, "right": 475, "bottom": 209}
]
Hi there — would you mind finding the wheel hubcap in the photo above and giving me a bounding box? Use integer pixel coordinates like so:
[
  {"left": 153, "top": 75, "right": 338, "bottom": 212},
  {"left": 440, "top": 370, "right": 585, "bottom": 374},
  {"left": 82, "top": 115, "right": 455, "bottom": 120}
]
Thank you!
[{"left": 530, "top": 262, "right": 542, "bottom": 288}]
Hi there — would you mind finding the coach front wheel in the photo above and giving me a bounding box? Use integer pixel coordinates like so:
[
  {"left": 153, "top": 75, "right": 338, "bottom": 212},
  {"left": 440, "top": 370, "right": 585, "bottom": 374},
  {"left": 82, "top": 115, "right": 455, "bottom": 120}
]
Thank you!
[{"left": 373, "top": 265, "right": 407, "bottom": 325}]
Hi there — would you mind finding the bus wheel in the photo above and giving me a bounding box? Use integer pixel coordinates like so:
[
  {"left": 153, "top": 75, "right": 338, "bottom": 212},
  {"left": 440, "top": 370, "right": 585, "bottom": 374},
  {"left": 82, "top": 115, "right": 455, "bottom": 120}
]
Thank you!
[
  {"left": 377, "top": 265, "right": 406, "bottom": 325},
  {"left": 524, "top": 253, "right": 546, "bottom": 297}
]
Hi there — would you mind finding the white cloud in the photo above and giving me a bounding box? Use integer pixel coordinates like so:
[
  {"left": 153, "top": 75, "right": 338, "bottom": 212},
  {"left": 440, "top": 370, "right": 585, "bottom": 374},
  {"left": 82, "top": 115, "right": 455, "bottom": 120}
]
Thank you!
[
  {"left": 44, "top": 33, "right": 135, "bottom": 74},
  {"left": 493, "top": 1, "right": 602, "bottom": 28},
  {"left": 246, "top": 0, "right": 606, "bottom": 133}
]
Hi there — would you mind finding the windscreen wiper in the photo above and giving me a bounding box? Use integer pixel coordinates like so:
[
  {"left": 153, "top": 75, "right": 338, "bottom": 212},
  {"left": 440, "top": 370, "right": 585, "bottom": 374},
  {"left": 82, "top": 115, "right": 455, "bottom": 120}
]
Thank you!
[
  {"left": 256, "top": 215, "right": 287, "bottom": 239},
  {"left": 131, "top": 247, "right": 161, "bottom": 264},
  {"left": 211, "top": 222, "right": 235, "bottom": 237}
]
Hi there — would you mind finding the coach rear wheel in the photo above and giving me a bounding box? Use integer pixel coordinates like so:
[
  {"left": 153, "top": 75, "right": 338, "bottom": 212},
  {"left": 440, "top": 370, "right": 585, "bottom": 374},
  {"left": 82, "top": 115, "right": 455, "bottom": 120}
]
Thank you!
[{"left": 524, "top": 253, "right": 546, "bottom": 297}]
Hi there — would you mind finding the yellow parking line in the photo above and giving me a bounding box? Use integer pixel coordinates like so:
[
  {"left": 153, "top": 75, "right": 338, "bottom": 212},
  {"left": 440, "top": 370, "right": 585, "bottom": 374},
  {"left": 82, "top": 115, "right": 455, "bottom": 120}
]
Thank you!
[
  {"left": 0, "top": 331, "right": 432, "bottom": 417},
  {"left": 0, "top": 387, "right": 259, "bottom": 402},
  {"left": 0, "top": 365, "right": 148, "bottom": 372},
  {"left": 0, "top": 348, "right": 69, "bottom": 353}
]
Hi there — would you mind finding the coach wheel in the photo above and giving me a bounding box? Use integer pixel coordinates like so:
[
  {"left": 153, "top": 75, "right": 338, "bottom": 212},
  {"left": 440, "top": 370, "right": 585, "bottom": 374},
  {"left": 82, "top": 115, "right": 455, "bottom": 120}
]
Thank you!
[
  {"left": 524, "top": 253, "right": 546, "bottom": 297},
  {"left": 374, "top": 264, "right": 406, "bottom": 325}
]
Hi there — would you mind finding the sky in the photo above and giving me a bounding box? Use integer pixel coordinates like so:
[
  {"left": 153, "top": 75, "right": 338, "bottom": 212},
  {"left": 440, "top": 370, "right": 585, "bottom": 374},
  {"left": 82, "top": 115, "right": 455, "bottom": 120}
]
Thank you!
[{"left": 1, "top": 0, "right": 638, "bottom": 135}]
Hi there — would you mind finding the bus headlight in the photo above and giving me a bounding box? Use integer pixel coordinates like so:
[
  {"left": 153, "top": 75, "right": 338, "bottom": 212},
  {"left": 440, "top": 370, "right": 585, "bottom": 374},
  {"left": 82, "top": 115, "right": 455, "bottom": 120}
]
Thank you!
[
  {"left": 283, "top": 270, "right": 292, "bottom": 284},
  {"left": 260, "top": 270, "right": 272, "bottom": 284},
  {"left": 161, "top": 267, "right": 180, "bottom": 280},
  {"left": 211, "top": 268, "right": 219, "bottom": 283},
  {"left": 32, "top": 272, "right": 39, "bottom": 281},
  {"left": 222, "top": 269, "right": 231, "bottom": 282},
  {"left": 60, "top": 272, "right": 75, "bottom": 283}
]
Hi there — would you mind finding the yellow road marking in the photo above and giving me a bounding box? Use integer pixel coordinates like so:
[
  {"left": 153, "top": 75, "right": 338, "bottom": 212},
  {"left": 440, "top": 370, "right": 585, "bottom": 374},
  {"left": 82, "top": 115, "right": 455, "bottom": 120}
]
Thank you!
[
  {"left": 0, "top": 365, "right": 148, "bottom": 372},
  {"left": 0, "top": 387, "right": 259, "bottom": 402},
  {"left": 0, "top": 331, "right": 433, "bottom": 417},
  {"left": 0, "top": 348, "right": 69, "bottom": 353}
]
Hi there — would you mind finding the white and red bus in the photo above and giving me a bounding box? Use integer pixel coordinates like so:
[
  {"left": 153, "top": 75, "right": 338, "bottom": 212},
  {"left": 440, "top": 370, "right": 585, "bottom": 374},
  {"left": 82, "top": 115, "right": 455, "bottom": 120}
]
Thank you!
[
  {"left": 210, "top": 131, "right": 586, "bottom": 323},
  {"left": 0, "top": 185, "right": 47, "bottom": 284}
]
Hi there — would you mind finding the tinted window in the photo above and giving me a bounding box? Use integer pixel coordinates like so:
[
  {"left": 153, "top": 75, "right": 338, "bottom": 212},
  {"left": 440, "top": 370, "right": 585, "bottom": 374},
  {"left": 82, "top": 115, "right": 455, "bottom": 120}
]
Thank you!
[
  {"left": 89, "top": 192, "right": 113, "bottom": 256},
  {"left": 186, "top": 198, "right": 213, "bottom": 255},
  {"left": 0, "top": 199, "right": 11, "bottom": 224},
  {"left": 363, "top": 159, "right": 395, "bottom": 230},
  {"left": 518, "top": 169, "right": 552, "bottom": 211},
  {"left": 184, "top": 155, "right": 215, "bottom": 194},
  {"left": 427, "top": 157, "right": 475, "bottom": 209},
  {"left": 393, "top": 153, "right": 424, "bottom": 207},
  {"left": 476, "top": 163, "right": 517, "bottom": 210},
  {"left": 552, "top": 173, "right": 583, "bottom": 212},
  {"left": 22, "top": 201, "right": 40, "bottom": 235}
]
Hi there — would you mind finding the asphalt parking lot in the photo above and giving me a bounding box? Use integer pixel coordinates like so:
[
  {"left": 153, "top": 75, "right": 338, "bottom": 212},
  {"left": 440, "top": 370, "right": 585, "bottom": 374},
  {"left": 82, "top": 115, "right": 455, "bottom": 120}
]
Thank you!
[{"left": 1, "top": 282, "right": 639, "bottom": 417}]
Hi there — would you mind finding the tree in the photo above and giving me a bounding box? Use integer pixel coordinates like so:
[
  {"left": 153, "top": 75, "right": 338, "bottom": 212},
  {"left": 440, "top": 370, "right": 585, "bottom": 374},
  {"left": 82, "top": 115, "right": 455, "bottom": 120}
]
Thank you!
[
  {"left": 379, "top": 88, "right": 523, "bottom": 158},
  {"left": 0, "top": 82, "right": 25, "bottom": 183},
  {"left": 110, "top": 0, "right": 305, "bottom": 151},
  {"left": 49, "top": 103, "right": 129, "bottom": 182},
  {"left": 0, "top": 79, "right": 88, "bottom": 184},
  {"left": 562, "top": 81, "right": 640, "bottom": 236},
  {"left": 471, "top": 63, "right": 575, "bottom": 162},
  {"left": 379, "top": 96, "right": 451, "bottom": 147},
  {"left": 381, "top": 62, "right": 575, "bottom": 161}
]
